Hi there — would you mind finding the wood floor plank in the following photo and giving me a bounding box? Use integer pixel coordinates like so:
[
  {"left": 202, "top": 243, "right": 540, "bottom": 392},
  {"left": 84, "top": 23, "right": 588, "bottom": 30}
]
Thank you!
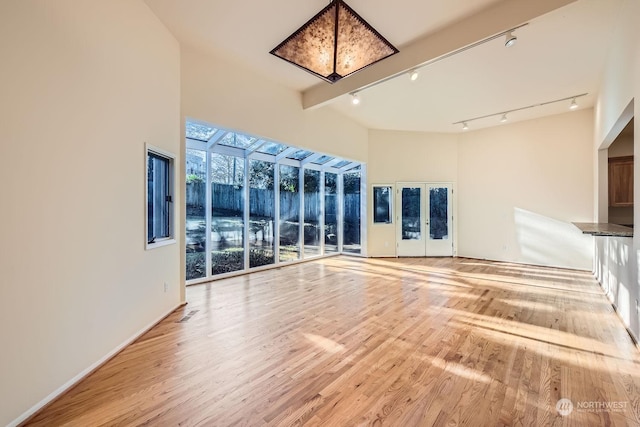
[{"left": 24, "top": 256, "right": 640, "bottom": 426}]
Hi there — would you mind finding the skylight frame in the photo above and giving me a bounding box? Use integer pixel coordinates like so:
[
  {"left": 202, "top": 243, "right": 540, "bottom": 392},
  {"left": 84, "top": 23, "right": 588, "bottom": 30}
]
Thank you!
[{"left": 186, "top": 122, "right": 217, "bottom": 142}]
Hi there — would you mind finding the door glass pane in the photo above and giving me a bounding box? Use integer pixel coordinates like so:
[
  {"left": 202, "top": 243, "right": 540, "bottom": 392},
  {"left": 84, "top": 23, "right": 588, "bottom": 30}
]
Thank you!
[
  {"left": 279, "top": 165, "right": 300, "bottom": 261},
  {"left": 430, "top": 187, "right": 448, "bottom": 240},
  {"left": 324, "top": 173, "right": 338, "bottom": 253},
  {"left": 211, "top": 153, "right": 244, "bottom": 275},
  {"left": 304, "top": 169, "right": 321, "bottom": 257},
  {"left": 402, "top": 188, "right": 421, "bottom": 240},
  {"left": 186, "top": 149, "right": 206, "bottom": 280},
  {"left": 249, "top": 160, "right": 275, "bottom": 268}
]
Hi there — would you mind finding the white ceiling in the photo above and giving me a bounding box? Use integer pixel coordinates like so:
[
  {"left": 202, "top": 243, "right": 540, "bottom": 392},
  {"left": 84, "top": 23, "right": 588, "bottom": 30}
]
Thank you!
[{"left": 145, "top": 0, "right": 623, "bottom": 133}]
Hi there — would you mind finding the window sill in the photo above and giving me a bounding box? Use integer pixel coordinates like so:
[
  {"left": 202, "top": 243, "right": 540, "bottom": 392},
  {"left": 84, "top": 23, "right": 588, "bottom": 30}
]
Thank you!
[{"left": 146, "top": 238, "right": 176, "bottom": 250}]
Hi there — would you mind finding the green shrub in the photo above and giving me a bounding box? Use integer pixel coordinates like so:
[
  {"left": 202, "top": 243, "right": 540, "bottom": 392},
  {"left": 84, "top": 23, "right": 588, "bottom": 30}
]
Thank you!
[
  {"left": 249, "top": 249, "right": 275, "bottom": 268},
  {"left": 211, "top": 249, "right": 276, "bottom": 274},
  {"left": 187, "top": 174, "right": 204, "bottom": 184},
  {"left": 186, "top": 252, "right": 206, "bottom": 280},
  {"left": 212, "top": 249, "right": 244, "bottom": 275},
  {"left": 189, "top": 248, "right": 277, "bottom": 278}
]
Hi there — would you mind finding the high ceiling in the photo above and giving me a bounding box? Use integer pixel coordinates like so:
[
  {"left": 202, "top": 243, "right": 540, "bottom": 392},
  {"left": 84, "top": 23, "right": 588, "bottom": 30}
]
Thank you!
[{"left": 145, "top": 0, "right": 623, "bottom": 133}]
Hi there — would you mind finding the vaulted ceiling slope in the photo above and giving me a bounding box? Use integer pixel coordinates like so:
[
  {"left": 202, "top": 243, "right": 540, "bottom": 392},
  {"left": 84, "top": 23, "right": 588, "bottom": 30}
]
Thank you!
[{"left": 146, "top": 0, "right": 624, "bottom": 133}]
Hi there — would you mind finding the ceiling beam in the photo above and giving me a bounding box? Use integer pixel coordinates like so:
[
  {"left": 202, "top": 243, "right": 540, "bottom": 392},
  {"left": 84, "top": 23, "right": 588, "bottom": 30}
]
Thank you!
[{"left": 302, "top": 0, "right": 578, "bottom": 109}]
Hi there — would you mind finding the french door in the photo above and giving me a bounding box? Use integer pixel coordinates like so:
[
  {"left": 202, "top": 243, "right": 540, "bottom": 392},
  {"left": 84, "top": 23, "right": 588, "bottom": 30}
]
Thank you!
[{"left": 396, "top": 183, "right": 453, "bottom": 257}]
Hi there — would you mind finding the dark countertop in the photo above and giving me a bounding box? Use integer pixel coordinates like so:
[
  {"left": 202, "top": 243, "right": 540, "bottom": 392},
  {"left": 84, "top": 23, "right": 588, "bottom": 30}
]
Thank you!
[{"left": 573, "top": 222, "right": 633, "bottom": 237}]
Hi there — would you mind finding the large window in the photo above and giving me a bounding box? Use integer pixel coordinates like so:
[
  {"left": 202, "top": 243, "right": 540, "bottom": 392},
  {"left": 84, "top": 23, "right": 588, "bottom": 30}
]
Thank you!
[
  {"left": 343, "top": 169, "right": 361, "bottom": 254},
  {"left": 249, "top": 160, "right": 275, "bottom": 267},
  {"left": 184, "top": 121, "right": 365, "bottom": 282},
  {"left": 211, "top": 153, "right": 244, "bottom": 275},
  {"left": 304, "top": 169, "right": 321, "bottom": 257},
  {"left": 186, "top": 149, "right": 206, "bottom": 279},
  {"left": 279, "top": 165, "right": 300, "bottom": 262},
  {"left": 324, "top": 172, "right": 338, "bottom": 253},
  {"left": 146, "top": 145, "right": 174, "bottom": 249}
]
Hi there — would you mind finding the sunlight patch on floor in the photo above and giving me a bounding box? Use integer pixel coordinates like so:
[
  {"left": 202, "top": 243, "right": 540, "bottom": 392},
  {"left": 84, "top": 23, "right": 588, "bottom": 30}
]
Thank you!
[
  {"left": 303, "top": 333, "right": 345, "bottom": 354},
  {"left": 428, "top": 355, "right": 492, "bottom": 384}
]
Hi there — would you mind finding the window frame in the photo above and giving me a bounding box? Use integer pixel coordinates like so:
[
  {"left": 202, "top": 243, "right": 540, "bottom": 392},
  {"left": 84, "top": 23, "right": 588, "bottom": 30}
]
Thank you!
[
  {"left": 184, "top": 120, "right": 367, "bottom": 283},
  {"left": 146, "top": 143, "right": 176, "bottom": 250}
]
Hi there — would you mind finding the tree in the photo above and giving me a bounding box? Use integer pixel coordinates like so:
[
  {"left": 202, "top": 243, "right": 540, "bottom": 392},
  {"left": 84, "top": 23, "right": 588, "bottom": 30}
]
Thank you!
[
  {"left": 343, "top": 171, "right": 361, "bottom": 193},
  {"left": 279, "top": 165, "right": 299, "bottom": 192},
  {"left": 304, "top": 169, "right": 320, "bottom": 193},
  {"left": 249, "top": 160, "right": 274, "bottom": 190},
  {"left": 211, "top": 153, "right": 244, "bottom": 187}
]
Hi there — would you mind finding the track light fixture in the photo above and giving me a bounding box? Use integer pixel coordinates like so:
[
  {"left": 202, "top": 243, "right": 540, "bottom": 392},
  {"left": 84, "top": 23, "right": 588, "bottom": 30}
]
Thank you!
[
  {"left": 453, "top": 93, "right": 588, "bottom": 131},
  {"left": 569, "top": 98, "right": 578, "bottom": 110},
  {"left": 505, "top": 31, "right": 517, "bottom": 47},
  {"left": 340, "top": 24, "right": 528, "bottom": 111}
]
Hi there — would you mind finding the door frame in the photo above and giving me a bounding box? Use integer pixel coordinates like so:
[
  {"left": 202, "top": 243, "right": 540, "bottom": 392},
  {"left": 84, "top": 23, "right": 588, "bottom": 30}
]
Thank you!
[{"left": 395, "top": 181, "right": 457, "bottom": 257}]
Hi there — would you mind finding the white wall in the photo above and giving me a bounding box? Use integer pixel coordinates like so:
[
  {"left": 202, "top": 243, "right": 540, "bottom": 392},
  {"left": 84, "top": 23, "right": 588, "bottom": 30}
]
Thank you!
[
  {"left": 457, "top": 110, "right": 595, "bottom": 270},
  {"left": 367, "top": 131, "right": 458, "bottom": 257},
  {"left": 366, "top": 113, "right": 594, "bottom": 269},
  {"left": 0, "top": 2, "right": 181, "bottom": 426},
  {"left": 593, "top": 0, "right": 640, "bottom": 340},
  {"left": 181, "top": 47, "right": 368, "bottom": 162},
  {"left": 594, "top": 1, "right": 637, "bottom": 148},
  {"left": 595, "top": 236, "right": 634, "bottom": 321}
]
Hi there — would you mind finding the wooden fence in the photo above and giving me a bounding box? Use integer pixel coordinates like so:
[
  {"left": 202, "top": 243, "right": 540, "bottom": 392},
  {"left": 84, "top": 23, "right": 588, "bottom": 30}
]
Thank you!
[{"left": 187, "top": 182, "right": 358, "bottom": 224}]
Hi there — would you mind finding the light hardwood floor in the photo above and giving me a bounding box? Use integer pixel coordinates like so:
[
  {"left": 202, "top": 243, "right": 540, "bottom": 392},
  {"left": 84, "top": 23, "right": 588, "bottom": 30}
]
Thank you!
[{"left": 26, "top": 256, "right": 640, "bottom": 426}]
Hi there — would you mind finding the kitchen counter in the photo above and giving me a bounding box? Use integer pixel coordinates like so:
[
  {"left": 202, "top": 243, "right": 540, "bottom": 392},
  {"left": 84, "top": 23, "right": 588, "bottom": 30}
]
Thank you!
[{"left": 572, "top": 222, "right": 633, "bottom": 237}]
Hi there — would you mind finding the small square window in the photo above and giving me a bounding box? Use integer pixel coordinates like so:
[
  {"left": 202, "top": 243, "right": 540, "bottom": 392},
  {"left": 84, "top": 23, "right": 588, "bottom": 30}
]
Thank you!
[{"left": 146, "top": 145, "right": 176, "bottom": 249}]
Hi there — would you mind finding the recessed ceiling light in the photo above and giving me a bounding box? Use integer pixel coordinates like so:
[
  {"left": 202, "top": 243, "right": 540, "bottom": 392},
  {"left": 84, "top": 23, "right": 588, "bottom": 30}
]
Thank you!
[
  {"left": 351, "top": 93, "right": 360, "bottom": 105},
  {"left": 409, "top": 70, "right": 419, "bottom": 81}
]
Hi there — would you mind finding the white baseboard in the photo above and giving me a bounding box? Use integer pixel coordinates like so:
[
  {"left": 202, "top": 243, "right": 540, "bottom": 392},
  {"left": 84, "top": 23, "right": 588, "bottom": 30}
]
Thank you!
[{"left": 9, "top": 303, "right": 184, "bottom": 427}]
